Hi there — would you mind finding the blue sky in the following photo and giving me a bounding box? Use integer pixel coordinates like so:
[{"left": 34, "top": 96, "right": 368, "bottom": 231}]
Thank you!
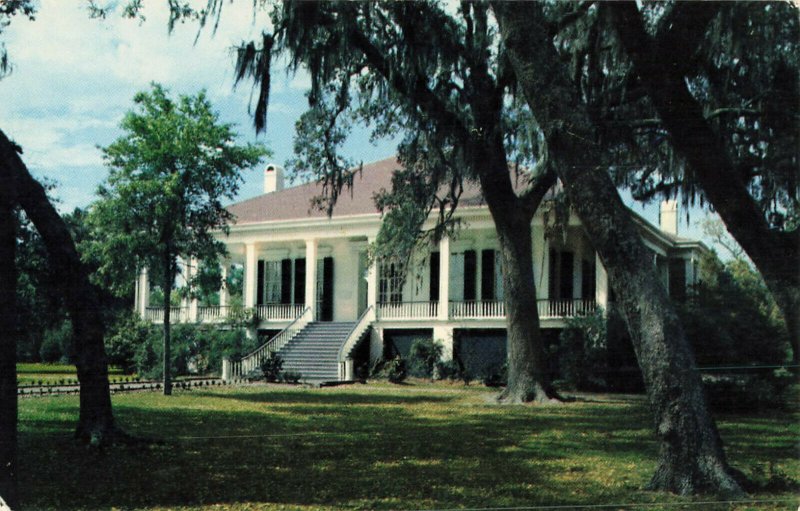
[{"left": 0, "top": 1, "right": 724, "bottom": 252}]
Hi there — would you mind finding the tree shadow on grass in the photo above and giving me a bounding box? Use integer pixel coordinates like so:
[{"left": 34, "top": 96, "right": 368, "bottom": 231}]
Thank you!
[
  {"left": 16, "top": 388, "right": 797, "bottom": 510},
  {"left": 204, "top": 388, "right": 459, "bottom": 406}
]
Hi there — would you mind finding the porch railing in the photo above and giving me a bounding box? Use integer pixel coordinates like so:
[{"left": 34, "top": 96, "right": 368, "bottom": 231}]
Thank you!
[
  {"left": 225, "top": 307, "right": 312, "bottom": 381},
  {"left": 337, "top": 306, "right": 376, "bottom": 380},
  {"left": 197, "top": 305, "right": 230, "bottom": 322},
  {"left": 144, "top": 306, "right": 189, "bottom": 323},
  {"left": 256, "top": 303, "right": 305, "bottom": 322},
  {"left": 449, "top": 300, "right": 505, "bottom": 319},
  {"left": 377, "top": 301, "right": 438, "bottom": 320},
  {"left": 537, "top": 299, "right": 596, "bottom": 318}
]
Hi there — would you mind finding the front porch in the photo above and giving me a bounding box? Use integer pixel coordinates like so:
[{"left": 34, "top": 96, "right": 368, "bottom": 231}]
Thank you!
[
  {"left": 134, "top": 220, "right": 609, "bottom": 331},
  {"left": 142, "top": 297, "right": 598, "bottom": 326}
]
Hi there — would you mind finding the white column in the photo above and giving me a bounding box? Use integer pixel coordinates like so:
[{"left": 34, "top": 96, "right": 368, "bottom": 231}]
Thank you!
[
  {"left": 244, "top": 243, "right": 257, "bottom": 309},
  {"left": 595, "top": 253, "right": 609, "bottom": 313},
  {"left": 573, "top": 236, "right": 583, "bottom": 300},
  {"left": 433, "top": 325, "right": 454, "bottom": 361},
  {"left": 136, "top": 268, "right": 150, "bottom": 319},
  {"left": 438, "top": 236, "right": 450, "bottom": 320},
  {"left": 367, "top": 238, "right": 378, "bottom": 311},
  {"left": 219, "top": 261, "right": 229, "bottom": 308},
  {"left": 305, "top": 239, "right": 318, "bottom": 316},
  {"left": 188, "top": 256, "right": 199, "bottom": 322},
  {"left": 532, "top": 226, "right": 548, "bottom": 300}
]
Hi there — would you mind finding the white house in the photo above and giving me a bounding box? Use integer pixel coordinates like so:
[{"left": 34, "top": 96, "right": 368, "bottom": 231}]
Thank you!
[{"left": 134, "top": 158, "right": 706, "bottom": 382}]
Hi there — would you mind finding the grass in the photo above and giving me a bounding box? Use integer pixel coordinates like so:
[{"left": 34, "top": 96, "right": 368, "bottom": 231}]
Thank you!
[
  {"left": 17, "top": 382, "right": 799, "bottom": 511},
  {"left": 16, "top": 363, "right": 127, "bottom": 385}
]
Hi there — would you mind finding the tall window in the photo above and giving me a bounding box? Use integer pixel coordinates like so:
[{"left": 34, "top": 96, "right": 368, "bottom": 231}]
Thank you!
[
  {"left": 379, "top": 263, "right": 403, "bottom": 303},
  {"left": 263, "top": 260, "right": 282, "bottom": 304}
]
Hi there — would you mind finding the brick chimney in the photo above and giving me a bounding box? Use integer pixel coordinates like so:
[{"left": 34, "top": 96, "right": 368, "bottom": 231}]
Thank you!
[{"left": 263, "top": 163, "right": 285, "bottom": 194}]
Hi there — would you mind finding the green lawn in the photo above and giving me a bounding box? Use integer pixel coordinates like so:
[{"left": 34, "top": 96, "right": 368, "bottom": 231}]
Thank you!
[
  {"left": 16, "top": 363, "right": 128, "bottom": 385},
  {"left": 17, "top": 382, "right": 799, "bottom": 510}
]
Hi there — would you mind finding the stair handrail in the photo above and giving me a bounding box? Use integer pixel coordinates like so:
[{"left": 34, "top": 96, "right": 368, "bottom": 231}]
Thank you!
[
  {"left": 260, "top": 306, "right": 313, "bottom": 355},
  {"left": 230, "top": 307, "right": 312, "bottom": 379},
  {"left": 337, "top": 306, "right": 375, "bottom": 364}
]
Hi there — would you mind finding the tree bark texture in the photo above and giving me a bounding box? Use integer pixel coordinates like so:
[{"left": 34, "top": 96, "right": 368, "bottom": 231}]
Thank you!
[
  {"left": 494, "top": 211, "right": 556, "bottom": 403},
  {"left": 609, "top": 3, "right": 800, "bottom": 366},
  {"left": 162, "top": 251, "right": 174, "bottom": 396},
  {"left": 0, "top": 129, "right": 117, "bottom": 446},
  {"left": 493, "top": 3, "right": 743, "bottom": 496},
  {"left": 0, "top": 146, "right": 18, "bottom": 508}
]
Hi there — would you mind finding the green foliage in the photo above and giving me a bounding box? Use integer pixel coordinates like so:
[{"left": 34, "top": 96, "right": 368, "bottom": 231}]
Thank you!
[
  {"left": 133, "top": 324, "right": 256, "bottom": 379},
  {"left": 703, "top": 370, "right": 794, "bottom": 411},
  {"left": 39, "top": 320, "right": 74, "bottom": 364},
  {"left": 379, "top": 356, "right": 407, "bottom": 384},
  {"left": 83, "top": 83, "right": 268, "bottom": 298},
  {"left": 407, "top": 338, "right": 443, "bottom": 378},
  {"left": 557, "top": 308, "right": 609, "bottom": 391},
  {"left": 434, "top": 359, "right": 464, "bottom": 382},
  {"left": 679, "top": 252, "right": 789, "bottom": 367},
  {"left": 260, "top": 354, "right": 283, "bottom": 383},
  {"left": 481, "top": 364, "right": 507, "bottom": 388},
  {"left": 281, "top": 370, "right": 302, "bottom": 384},
  {"left": 105, "top": 313, "right": 151, "bottom": 374}
]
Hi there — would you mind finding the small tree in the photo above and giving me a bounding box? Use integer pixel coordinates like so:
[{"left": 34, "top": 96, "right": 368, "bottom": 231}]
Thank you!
[{"left": 85, "top": 84, "right": 267, "bottom": 395}]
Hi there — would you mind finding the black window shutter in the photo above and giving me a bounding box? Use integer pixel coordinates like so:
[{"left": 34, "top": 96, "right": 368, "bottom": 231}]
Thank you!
[
  {"left": 560, "top": 251, "right": 574, "bottom": 300},
  {"left": 280, "top": 259, "right": 292, "bottom": 304},
  {"left": 256, "top": 260, "right": 265, "bottom": 306},
  {"left": 548, "top": 249, "right": 557, "bottom": 299},
  {"left": 464, "top": 250, "right": 476, "bottom": 301},
  {"left": 322, "top": 257, "right": 334, "bottom": 320},
  {"left": 294, "top": 258, "right": 305, "bottom": 305},
  {"left": 481, "top": 249, "right": 495, "bottom": 300},
  {"left": 429, "top": 252, "right": 440, "bottom": 301}
]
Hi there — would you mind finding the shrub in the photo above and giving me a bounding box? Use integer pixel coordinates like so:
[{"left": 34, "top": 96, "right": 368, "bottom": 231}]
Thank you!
[
  {"left": 105, "top": 313, "right": 150, "bottom": 374},
  {"left": 408, "top": 338, "right": 443, "bottom": 378},
  {"left": 378, "top": 356, "right": 407, "bottom": 383},
  {"left": 557, "top": 308, "right": 608, "bottom": 391},
  {"left": 481, "top": 363, "right": 507, "bottom": 387},
  {"left": 702, "top": 370, "right": 793, "bottom": 411},
  {"left": 678, "top": 254, "right": 789, "bottom": 368},
  {"left": 282, "top": 371, "right": 302, "bottom": 384},
  {"left": 434, "top": 359, "right": 463, "bottom": 381},
  {"left": 261, "top": 354, "right": 283, "bottom": 382},
  {"left": 40, "top": 320, "right": 74, "bottom": 364}
]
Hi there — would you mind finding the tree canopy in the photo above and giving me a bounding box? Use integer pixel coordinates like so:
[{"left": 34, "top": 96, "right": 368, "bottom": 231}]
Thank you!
[
  {"left": 85, "top": 83, "right": 267, "bottom": 394},
  {"left": 85, "top": 83, "right": 267, "bottom": 297}
]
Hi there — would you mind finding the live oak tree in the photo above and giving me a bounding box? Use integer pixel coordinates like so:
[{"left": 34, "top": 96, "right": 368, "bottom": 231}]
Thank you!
[
  {"left": 197, "top": 1, "right": 560, "bottom": 403},
  {"left": 0, "top": 135, "right": 18, "bottom": 508},
  {"left": 0, "top": 129, "right": 127, "bottom": 507},
  {"left": 492, "top": 1, "right": 742, "bottom": 496},
  {"left": 607, "top": 2, "right": 799, "bottom": 366},
  {"left": 543, "top": 1, "right": 799, "bottom": 365},
  {"left": 85, "top": 84, "right": 266, "bottom": 396}
]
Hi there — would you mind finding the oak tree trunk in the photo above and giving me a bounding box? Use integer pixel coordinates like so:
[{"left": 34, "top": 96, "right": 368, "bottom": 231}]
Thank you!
[
  {"left": 0, "top": 129, "right": 118, "bottom": 446},
  {"left": 493, "top": 3, "right": 743, "bottom": 496},
  {"left": 474, "top": 137, "right": 558, "bottom": 404},
  {"left": 495, "top": 212, "right": 557, "bottom": 403},
  {"left": 0, "top": 155, "right": 18, "bottom": 508}
]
